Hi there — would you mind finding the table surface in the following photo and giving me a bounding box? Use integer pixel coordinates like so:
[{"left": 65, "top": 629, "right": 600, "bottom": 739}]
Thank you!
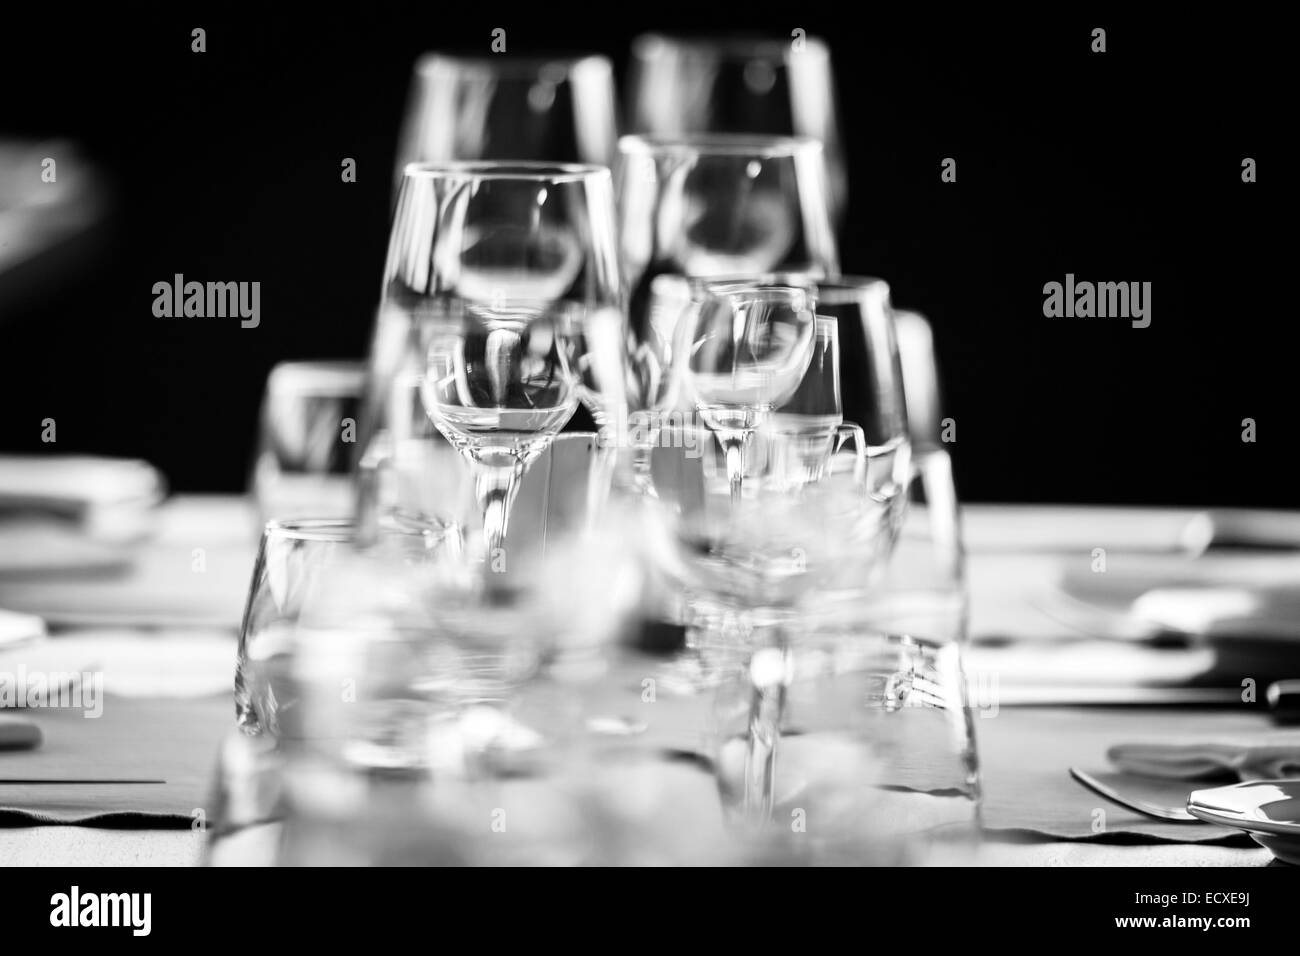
[{"left": 0, "top": 496, "right": 1277, "bottom": 866}]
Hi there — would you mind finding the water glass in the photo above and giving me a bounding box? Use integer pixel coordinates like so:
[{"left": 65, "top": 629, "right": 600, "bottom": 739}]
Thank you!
[{"left": 250, "top": 361, "right": 364, "bottom": 526}]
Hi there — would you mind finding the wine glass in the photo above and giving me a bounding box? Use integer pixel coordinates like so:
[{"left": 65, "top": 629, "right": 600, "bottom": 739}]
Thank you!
[
  {"left": 276, "top": 435, "right": 648, "bottom": 865},
  {"left": 815, "top": 277, "right": 912, "bottom": 508},
  {"left": 626, "top": 34, "right": 847, "bottom": 226},
  {"left": 615, "top": 134, "right": 837, "bottom": 491},
  {"left": 394, "top": 53, "right": 618, "bottom": 190},
  {"left": 680, "top": 282, "right": 817, "bottom": 503},
  {"left": 252, "top": 361, "right": 365, "bottom": 527},
  {"left": 762, "top": 315, "right": 842, "bottom": 487},
  {"left": 383, "top": 162, "right": 622, "bottom": 556},
  {"left": 643, "top": 420, "right": 877, "bottom": 822},
  {"left": 419, "top": 316, "right": 578, "bottom": 554}
]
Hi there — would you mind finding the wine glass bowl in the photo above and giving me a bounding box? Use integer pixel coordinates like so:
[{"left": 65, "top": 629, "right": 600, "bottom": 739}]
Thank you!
[
  {"left": 387, "top": 162, "right": 620, "bottom": 321},
  {"left": 685, "top": 282, "right": 818, "bottom": 428},
  {"left": 680, "top": 282, "right": 818, "bottom": 502},
  {"left": 420, "top": 318, "right": 579, "bottom": 465}
]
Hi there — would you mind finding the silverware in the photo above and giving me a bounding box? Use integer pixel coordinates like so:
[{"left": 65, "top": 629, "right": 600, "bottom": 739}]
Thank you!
[
  {"left": 0, "top": 779, "right": 165, "bottom": 785},
  {"left": 1068, "top": 767, "right": 1201, "bottom": 823}
]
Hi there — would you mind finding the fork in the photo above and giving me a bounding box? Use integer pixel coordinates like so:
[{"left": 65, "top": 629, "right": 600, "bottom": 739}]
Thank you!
[{"left": 1068, "top": 767, "right": 1202, "bottom": 823}]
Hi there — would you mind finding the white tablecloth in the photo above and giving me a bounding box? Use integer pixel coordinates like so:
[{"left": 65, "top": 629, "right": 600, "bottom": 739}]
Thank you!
[{"left": 0, "top": 496, "right": 1276, "bottom": 866}]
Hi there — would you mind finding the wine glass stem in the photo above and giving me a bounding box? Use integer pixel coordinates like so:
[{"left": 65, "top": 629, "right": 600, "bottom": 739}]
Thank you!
[
  {"left": 721, "top": 430, "right": 750, "bottom": 505},
  {"left": 586, "top": 438, "right": 618, "bottom": 529},
  {"left": 743, "top": 637, "right": 789, "bottom": 826},
  {"left": 471, "top": 458, "right": 525, "bottom": 556},
  {"left": 632, "top": 428, "right": 660, "bottom": 496}
]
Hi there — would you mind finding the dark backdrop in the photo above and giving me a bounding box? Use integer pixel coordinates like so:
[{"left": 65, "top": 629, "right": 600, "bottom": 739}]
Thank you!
[{"left": 0, "top": 6, "right": 1285, "bottom": 505}]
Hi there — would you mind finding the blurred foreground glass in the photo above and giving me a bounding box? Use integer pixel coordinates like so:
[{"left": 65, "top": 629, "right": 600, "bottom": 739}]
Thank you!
[
  {"left": 217, "top": 436, "right": 626, "bottom": 863},
  {"left": 644, "top": 421, "right": 905, "bottom": 822},
  {"left": 251, "top": 361, "right": 364, "bottom": 526},
  {"left": 364, "top": 161, "right": 624, "bottom": 554},
  {"left": 393, "top": 54, "right": 618, "bottom": 190},
  {"left": 710, "top": 447, "right": 980, "bottom": 862},
  {"left": 235, "top": 518, "right": 449, "bottom": 737},
  {"left": 893, "top": 309, "right": 946, "bottom": 452},
  {"left": 202, "top": 730, "right": 282, "bottom": 864},
  {"left": 647, "top": 421, "right": 880, "bottom": 641},
  {"left": 627, "top": 34, "right": 846, "bottom": 225},
  {"left": 277, "top": 435, "right": 680, "bottom": 865}
]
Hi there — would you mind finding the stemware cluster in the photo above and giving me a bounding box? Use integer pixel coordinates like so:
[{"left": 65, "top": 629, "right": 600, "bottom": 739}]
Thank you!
[{"left": 226, "top": 34, "right": 977, "bottom": 866}]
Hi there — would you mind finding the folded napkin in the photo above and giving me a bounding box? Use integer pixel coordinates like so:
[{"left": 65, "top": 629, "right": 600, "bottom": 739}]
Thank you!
[
  {"left": 976, "top": 708, "right": 1262, "bottom": 844},
  {"left": 0, "top": 627, "right": 236, "bottom": 826},
  {"left": 0, "top": 540, "right": 251, "bottom": 629},
  {"left": 0, "top": 609, "right": 44, "bottom": 647},
  {"left": 1108, "top": 738, "right": 1300, "bottom": 780},
  {"left": 1057, "top": 553, "right": 1300, "bottom": 639},
  {"left": 0, "top": 520, "right": 135, "bottom": 577},
  {"left": 0, "top": 630, "right": 236, "bottom": 699},
  {"left": 0, "top": 694, "right": 231, "bottom": 826},
  {"left": 0, "top": 457, "right": 165, "bottom": 579}
]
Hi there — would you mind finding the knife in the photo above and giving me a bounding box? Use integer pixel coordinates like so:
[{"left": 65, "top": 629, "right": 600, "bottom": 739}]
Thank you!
[{"left": 0, "top": 779, "right": 165, "bottom": 784}]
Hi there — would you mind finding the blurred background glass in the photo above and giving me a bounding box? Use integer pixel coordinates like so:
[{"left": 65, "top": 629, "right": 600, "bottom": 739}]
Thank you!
[
  {"left": 393, "top": 53, "right": 619, "bottom": 191},
  {"left": 626, "top": 34, "right": 846, "bottom": 227},
  {"left": 709, "top": 446, "right": 979, "bottom": 862},
  {"left": 251, "top": 361, "right": 365, "bottom": 526},
  {"left": 816, "top": 278, "right": 911, "bottom": 504},
  {"left": 893, "top": 309, "right": 945, "bottom": 452},
  {"left": 615, "top": 135, "right": 837, "bottom": 494}
]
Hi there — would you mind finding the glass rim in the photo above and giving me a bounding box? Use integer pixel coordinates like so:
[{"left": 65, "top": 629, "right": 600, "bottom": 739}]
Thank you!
[
  {"left": 400, "top": 160, "right": 613, "bottom": 183},
  {"left": 691, "top": 271, "right": 826, "bottom": 292},
  {"left": 414, "top": 51, "right": 612, "bottom": 79},
  {"left": 810, "top": 275, "right": 891, "bottom": 306},
  {"left": 632, "top": 32, "right": 829, "bottom": 62},
  {"left": 262, "top": 517, "right": 355, "bottom": 542},
  {"left": 618, "top": 132, "right": 823, "bottom": 159},
  {"left": 701, "top": 280, "right": 813, "bottom": 304},
  {"left": 694, "top": 272, "right": 821, "bottom": 288}
]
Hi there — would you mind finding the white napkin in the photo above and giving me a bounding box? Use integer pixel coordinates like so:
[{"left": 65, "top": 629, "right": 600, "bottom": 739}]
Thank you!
[
  {"left": 0, "top": 608, "right": 45, "bottom": 646},
  {"left": 0, "top": 630, "right": 234, "bottom": 698},
  {"left": 1108, "top": 737, "right": 1300, "bottom": 780},
  {"left": 0, "top": 455, "right": 164, "bottom": 547}
]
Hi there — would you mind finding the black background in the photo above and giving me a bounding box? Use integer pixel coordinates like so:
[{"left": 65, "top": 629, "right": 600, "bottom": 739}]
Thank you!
[{"left": 0, "top": 5, "right": 1284, "bottom": 505}]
